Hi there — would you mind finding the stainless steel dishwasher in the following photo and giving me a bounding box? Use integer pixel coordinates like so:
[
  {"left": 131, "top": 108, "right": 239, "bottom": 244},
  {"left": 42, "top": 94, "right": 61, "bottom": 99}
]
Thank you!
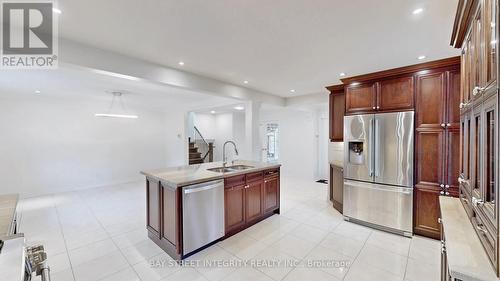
[{"left": 182, "top": 179, "right": 224, "bottom": 255}]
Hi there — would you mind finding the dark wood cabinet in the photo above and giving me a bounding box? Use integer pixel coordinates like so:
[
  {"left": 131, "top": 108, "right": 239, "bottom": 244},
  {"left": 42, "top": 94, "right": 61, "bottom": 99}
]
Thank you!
[
  {"left": 328, "top": 87, "right": 345, "bottom": 142},
  {"left": 263, "top": 176, "right": 279, "bottom": 213},
  {"left": 415, "top": 130, "right": 445, "bottom": 189},
  {"left": 378, "top": 76, "right": 414, "bottom": 111},
  {"left": 224, "top": 169, "right": 280, "bottom": 235},
  {"left": 224, "top": 184, "right": 246, "bottom": 233},
  {"left": 416, "top": 71, "right": 447, "bottom": 129},
  {"left": 345, "top": 83, "right": 377, "bottom": 114},
  {"left": 162, "top": 186, "right": 178, "bottom": 246},
  {"left": 146, "top": 179, "right": 160, "bottom": 235},
  {"left": 330, "top": 164, "right": 343, "bottom": 213},
  {"left": 245, "top": 181, "right": 263, "bottom": 223},
  {"left": 414, "top": 65, "right": 461, "bottom": 239},
  {"left": 414, "top": 186, "right": 441, "bottom": 239},
  {"left": 445, "top": 129, "right": 461, "bottom": 197}
]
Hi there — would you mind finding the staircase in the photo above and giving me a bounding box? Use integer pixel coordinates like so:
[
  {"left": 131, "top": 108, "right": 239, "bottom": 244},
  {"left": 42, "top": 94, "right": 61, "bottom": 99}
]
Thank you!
[{"left": 189, "top": 142, "right": 204, "bottom": 165}]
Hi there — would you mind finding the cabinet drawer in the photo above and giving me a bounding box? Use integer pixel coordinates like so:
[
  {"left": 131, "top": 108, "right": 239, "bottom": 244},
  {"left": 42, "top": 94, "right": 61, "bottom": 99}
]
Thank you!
[
  {"left": 246, "top": 171, "right": 263, "bottom": 183},
  {"left": 225, "top": 175, "right": 246, "bottom": 188},
  {"left": 264, "top": 168, "right": 279, "bottom": 178}
]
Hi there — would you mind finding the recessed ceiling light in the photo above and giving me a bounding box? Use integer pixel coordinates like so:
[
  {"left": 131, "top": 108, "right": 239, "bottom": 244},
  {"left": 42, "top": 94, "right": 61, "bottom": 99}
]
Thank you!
[
  {"left": 210, "top": 110, "right": 216, "bottom": 114},
  {"left": 290, "top": 89, "right": 295, "bottom": 93},
  {"left": 339, "top": 72, "right": 346, "bottom": 77},
  {"left": 412, "top": 8, "right": 423, "bottom": 15},
  {"left": 35, "top": 90, "right": 41, "bottom": 94},
  {"left": 243, "top": 80, "right": 249, "bottom": 84},
  {"left": 417, "top": 55, "right": 426, "bottom": 60},
  {"left": 178, "top": 61, "right": 185, "bottom": 66},
  {"left": 234, "top": 106, "right": 244, "bottom": 111},
  {"left": 53, "top": 8, "right": 62, "bottom": 14}
]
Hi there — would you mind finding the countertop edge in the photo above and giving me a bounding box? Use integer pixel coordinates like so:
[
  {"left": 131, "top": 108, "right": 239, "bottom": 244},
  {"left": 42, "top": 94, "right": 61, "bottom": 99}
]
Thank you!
[
  {"left": 141, "top": 161, "right": 281, "bottom": 189},
  {"left": 439, "top": 196, "right": 499, "bottom": 281}
]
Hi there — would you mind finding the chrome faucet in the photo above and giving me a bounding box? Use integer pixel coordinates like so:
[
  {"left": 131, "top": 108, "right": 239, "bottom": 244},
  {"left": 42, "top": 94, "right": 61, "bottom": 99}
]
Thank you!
[{"left": 223, "top": 141, "right": 239, "bottom": 167}]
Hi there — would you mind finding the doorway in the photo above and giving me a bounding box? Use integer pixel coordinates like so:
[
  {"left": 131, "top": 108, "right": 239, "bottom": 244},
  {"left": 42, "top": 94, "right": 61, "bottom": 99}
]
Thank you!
[{"left": 260, "top": 122, "right": 279, "bottom": 162}]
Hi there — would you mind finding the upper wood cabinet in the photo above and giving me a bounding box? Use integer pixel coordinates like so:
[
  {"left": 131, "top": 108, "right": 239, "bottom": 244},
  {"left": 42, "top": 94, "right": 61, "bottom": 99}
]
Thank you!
[
  {"left": 378, "top": 76, "right": 414, "bottom": 111},
  {"left": 327, "top": 85, "right": 345, "bottom": 142},
  {"left": 345, "top": 75, "right": 415, "bottom": 114},
  {"left": 416, "top": 71, "right": 447, "bottom": 129},
  {"left": 345, "top": 83, "right": 377, "bottom": 114}
]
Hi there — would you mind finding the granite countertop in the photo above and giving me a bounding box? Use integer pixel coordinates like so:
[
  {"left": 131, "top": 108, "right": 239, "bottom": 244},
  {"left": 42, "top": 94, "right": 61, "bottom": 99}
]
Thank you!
[
  {"left": 0, "top": 194, "right": 19, "bottom": 237},
  {"left": 330, "top": 161, "right": 343, "bottom": 169},
  {"left": 439, "top": 196, "right": 499, "bottom": 281},
  {"left": 141, "top": 160, "right": 281, "bottom": 188}
]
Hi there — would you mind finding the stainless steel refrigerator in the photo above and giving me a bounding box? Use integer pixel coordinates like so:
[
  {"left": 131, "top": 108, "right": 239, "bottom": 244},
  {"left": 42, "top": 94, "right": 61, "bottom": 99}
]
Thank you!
[{"left": 343, "top": 111, "right": 414, "bottom": 236}]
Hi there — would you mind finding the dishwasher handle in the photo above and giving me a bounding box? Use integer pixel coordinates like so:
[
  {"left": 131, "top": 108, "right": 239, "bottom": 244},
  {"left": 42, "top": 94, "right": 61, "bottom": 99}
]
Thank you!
[{"left": 183, "top": 180, "right": 223, "bottom": 194}]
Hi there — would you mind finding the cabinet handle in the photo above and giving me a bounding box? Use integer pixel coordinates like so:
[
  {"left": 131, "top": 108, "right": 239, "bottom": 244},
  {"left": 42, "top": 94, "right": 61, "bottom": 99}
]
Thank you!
[
  {"left": 445, "top": 192, "right": 450, "bottom": 196},
  {"left": 376, "top": 106, "right": 380, "bottom": 109},
  {"left": 244, "top": 185, "right": 249, "bottom": 189},
  {"left": 472, "top": 86, "right": 484, "bottom": 96},
  {"left": 372, "top": 106, "right": 376, "bottom": 110},
  {"left": 440, "top": 184, "right": 445, "bottom": 188},
  {"left": 446, "top": 123, "right": 451, "bottom": 127},
  {"left": 441, "top": 123, "right": 446, "bottom": 128},
  {"left": 440, "top": 190, "right": 445, "bottom": 195},
  {"left": 438, "top": 218, "right": 442, "bottom": 224},
  {"left": 472, "top": 196, "right": 484, "bottom": 206},
  {"left": 445, "top": 185, "right": 450, "bottom": 189},
  {"left": 477, "top": 224, "right": 488, "bottom": 234},
  {"left": 264, "top": 180, "right": 268, "bottom": 183}
]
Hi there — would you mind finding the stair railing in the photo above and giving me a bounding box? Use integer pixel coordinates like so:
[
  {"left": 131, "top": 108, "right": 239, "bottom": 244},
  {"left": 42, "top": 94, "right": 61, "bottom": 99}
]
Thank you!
[{"left": 193, "top": 126, "right": 214, "bottom": 163}]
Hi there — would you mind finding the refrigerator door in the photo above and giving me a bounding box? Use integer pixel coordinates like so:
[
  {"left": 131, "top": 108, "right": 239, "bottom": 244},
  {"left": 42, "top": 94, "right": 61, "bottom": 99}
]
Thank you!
[
  {"left": 344, "top": 114, "right": 374, "bottom": 182},
  {"left": 374, "top": 112, "right": 414, "bottom": 187}
]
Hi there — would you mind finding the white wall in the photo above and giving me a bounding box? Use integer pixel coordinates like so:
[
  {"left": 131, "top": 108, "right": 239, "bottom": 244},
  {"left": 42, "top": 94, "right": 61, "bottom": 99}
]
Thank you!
[
  {"left": 0, "top": 97, "right": 185, "bottom": 197},
  {"left": 260, "top": 107, "right": 316, "bottom": 180}
]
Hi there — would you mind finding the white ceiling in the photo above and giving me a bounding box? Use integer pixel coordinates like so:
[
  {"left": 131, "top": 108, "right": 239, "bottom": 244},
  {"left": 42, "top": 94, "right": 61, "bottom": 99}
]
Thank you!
[
  {"left": 57, "top": 0, "right": 460, "bottom": 97},
  {"left": 0, "top": 67, "right": 237, "bottom": 111}
]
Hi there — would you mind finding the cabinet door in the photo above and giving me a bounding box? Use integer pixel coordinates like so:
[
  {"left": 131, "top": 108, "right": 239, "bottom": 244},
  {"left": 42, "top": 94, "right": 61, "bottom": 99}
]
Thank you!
[
  {"left": 446, "top": 69, "right": 461, "bottom": 129},
  {"left": 224, "top": 185, "right": 246, "bottom": 233},
  {"left": 245, "top": 181, "right": 263, "bottom": 223},
  {"left": 414, "top": 186, "right": 441, "bottom": 239},
  {"left": 415, "top": 129, "right": 445, "bottom": 189},
  {"left": 147, "top": 179, "right": 160, "bottom": 236},
  {"left": 162, "top": 185, "right": 177, "bottom": 246},
  {"left": 263, "top": 176, "right": 279, "bottom": 213},
  {"left": 416, "top": 71, "right": 446, "bottom": 129},
  {"left": 445, "top": 129, "right": 460, "bottom": 197},
  {"left": 330, "top": 93, "right": 345, "bottom": 141},
  {"left": 378, "top": 76, "right": 414, "bottom": 111},
  {"left": 484, "top": 0, "right": 497, "bottom": 87},
  {"left": 345, "top": 83, "right": 377, "bottom": 114}
]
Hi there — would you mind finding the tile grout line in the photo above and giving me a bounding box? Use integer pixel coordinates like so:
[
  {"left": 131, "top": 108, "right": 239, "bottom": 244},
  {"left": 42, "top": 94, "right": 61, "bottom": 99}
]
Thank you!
[
  {"left": 52, "top": 194, "right": 78, "bottom": 281},
  {"left": 77, "top": 192, "right": 144, "bottom": 281}
]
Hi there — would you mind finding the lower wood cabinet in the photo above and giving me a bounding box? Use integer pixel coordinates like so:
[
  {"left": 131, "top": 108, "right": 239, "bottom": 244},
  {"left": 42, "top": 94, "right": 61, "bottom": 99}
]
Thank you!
[
  {"left": 264, "top": 176, "right": 279, "bottom": 213},
  {"left": 224, "top": 184, "right": 246, "bottom": 233},
  {"left": 245, "top": 180, "right": 263, "bottom": 223},
  {"left": 414, "top": 186, "right": 441, "bottom": 239},
  {"left": 224, "top": 169, "right": 280, "bottom": 235}
]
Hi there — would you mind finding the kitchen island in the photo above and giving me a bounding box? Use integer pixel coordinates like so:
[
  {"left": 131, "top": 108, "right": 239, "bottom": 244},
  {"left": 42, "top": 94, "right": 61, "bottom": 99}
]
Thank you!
[{"left": 141, "top": 160, "right": 281, "bottom": 260}]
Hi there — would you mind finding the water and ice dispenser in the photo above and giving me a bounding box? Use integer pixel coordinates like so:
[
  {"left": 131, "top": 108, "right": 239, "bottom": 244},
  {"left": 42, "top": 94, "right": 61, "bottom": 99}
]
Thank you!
[{"left": 348, "top": 141, "right": 364, "bottom": 165}]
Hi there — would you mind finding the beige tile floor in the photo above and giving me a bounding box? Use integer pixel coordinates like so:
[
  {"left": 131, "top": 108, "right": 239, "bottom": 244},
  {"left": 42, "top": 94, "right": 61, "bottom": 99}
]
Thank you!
[{"left": 17, "top": 177, "right": 441, "bottom": 281}]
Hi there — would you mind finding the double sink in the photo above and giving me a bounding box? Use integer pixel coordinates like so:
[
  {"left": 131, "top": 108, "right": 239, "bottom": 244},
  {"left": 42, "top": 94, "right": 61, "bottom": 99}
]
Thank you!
[{"left": 207, "top": 165, "right": 254, "bottom": 173}]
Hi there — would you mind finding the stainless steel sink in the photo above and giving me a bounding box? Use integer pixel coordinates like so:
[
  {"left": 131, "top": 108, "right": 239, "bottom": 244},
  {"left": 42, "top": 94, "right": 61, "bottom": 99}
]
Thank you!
[
  {"left": 206, "top": 167, "right": 235, "bottom": 173},
  {"left": 206, "top": 165, "right": 254, "bottom": 173},
  {"left": 227, "top": 165, "right": 254, "bottom": 170}
]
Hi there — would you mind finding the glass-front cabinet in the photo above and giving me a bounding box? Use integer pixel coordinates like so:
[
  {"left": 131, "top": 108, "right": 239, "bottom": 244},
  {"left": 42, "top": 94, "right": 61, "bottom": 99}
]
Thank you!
[{"left": 456, "top": 0, "right": 499, "bottom": 274}]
